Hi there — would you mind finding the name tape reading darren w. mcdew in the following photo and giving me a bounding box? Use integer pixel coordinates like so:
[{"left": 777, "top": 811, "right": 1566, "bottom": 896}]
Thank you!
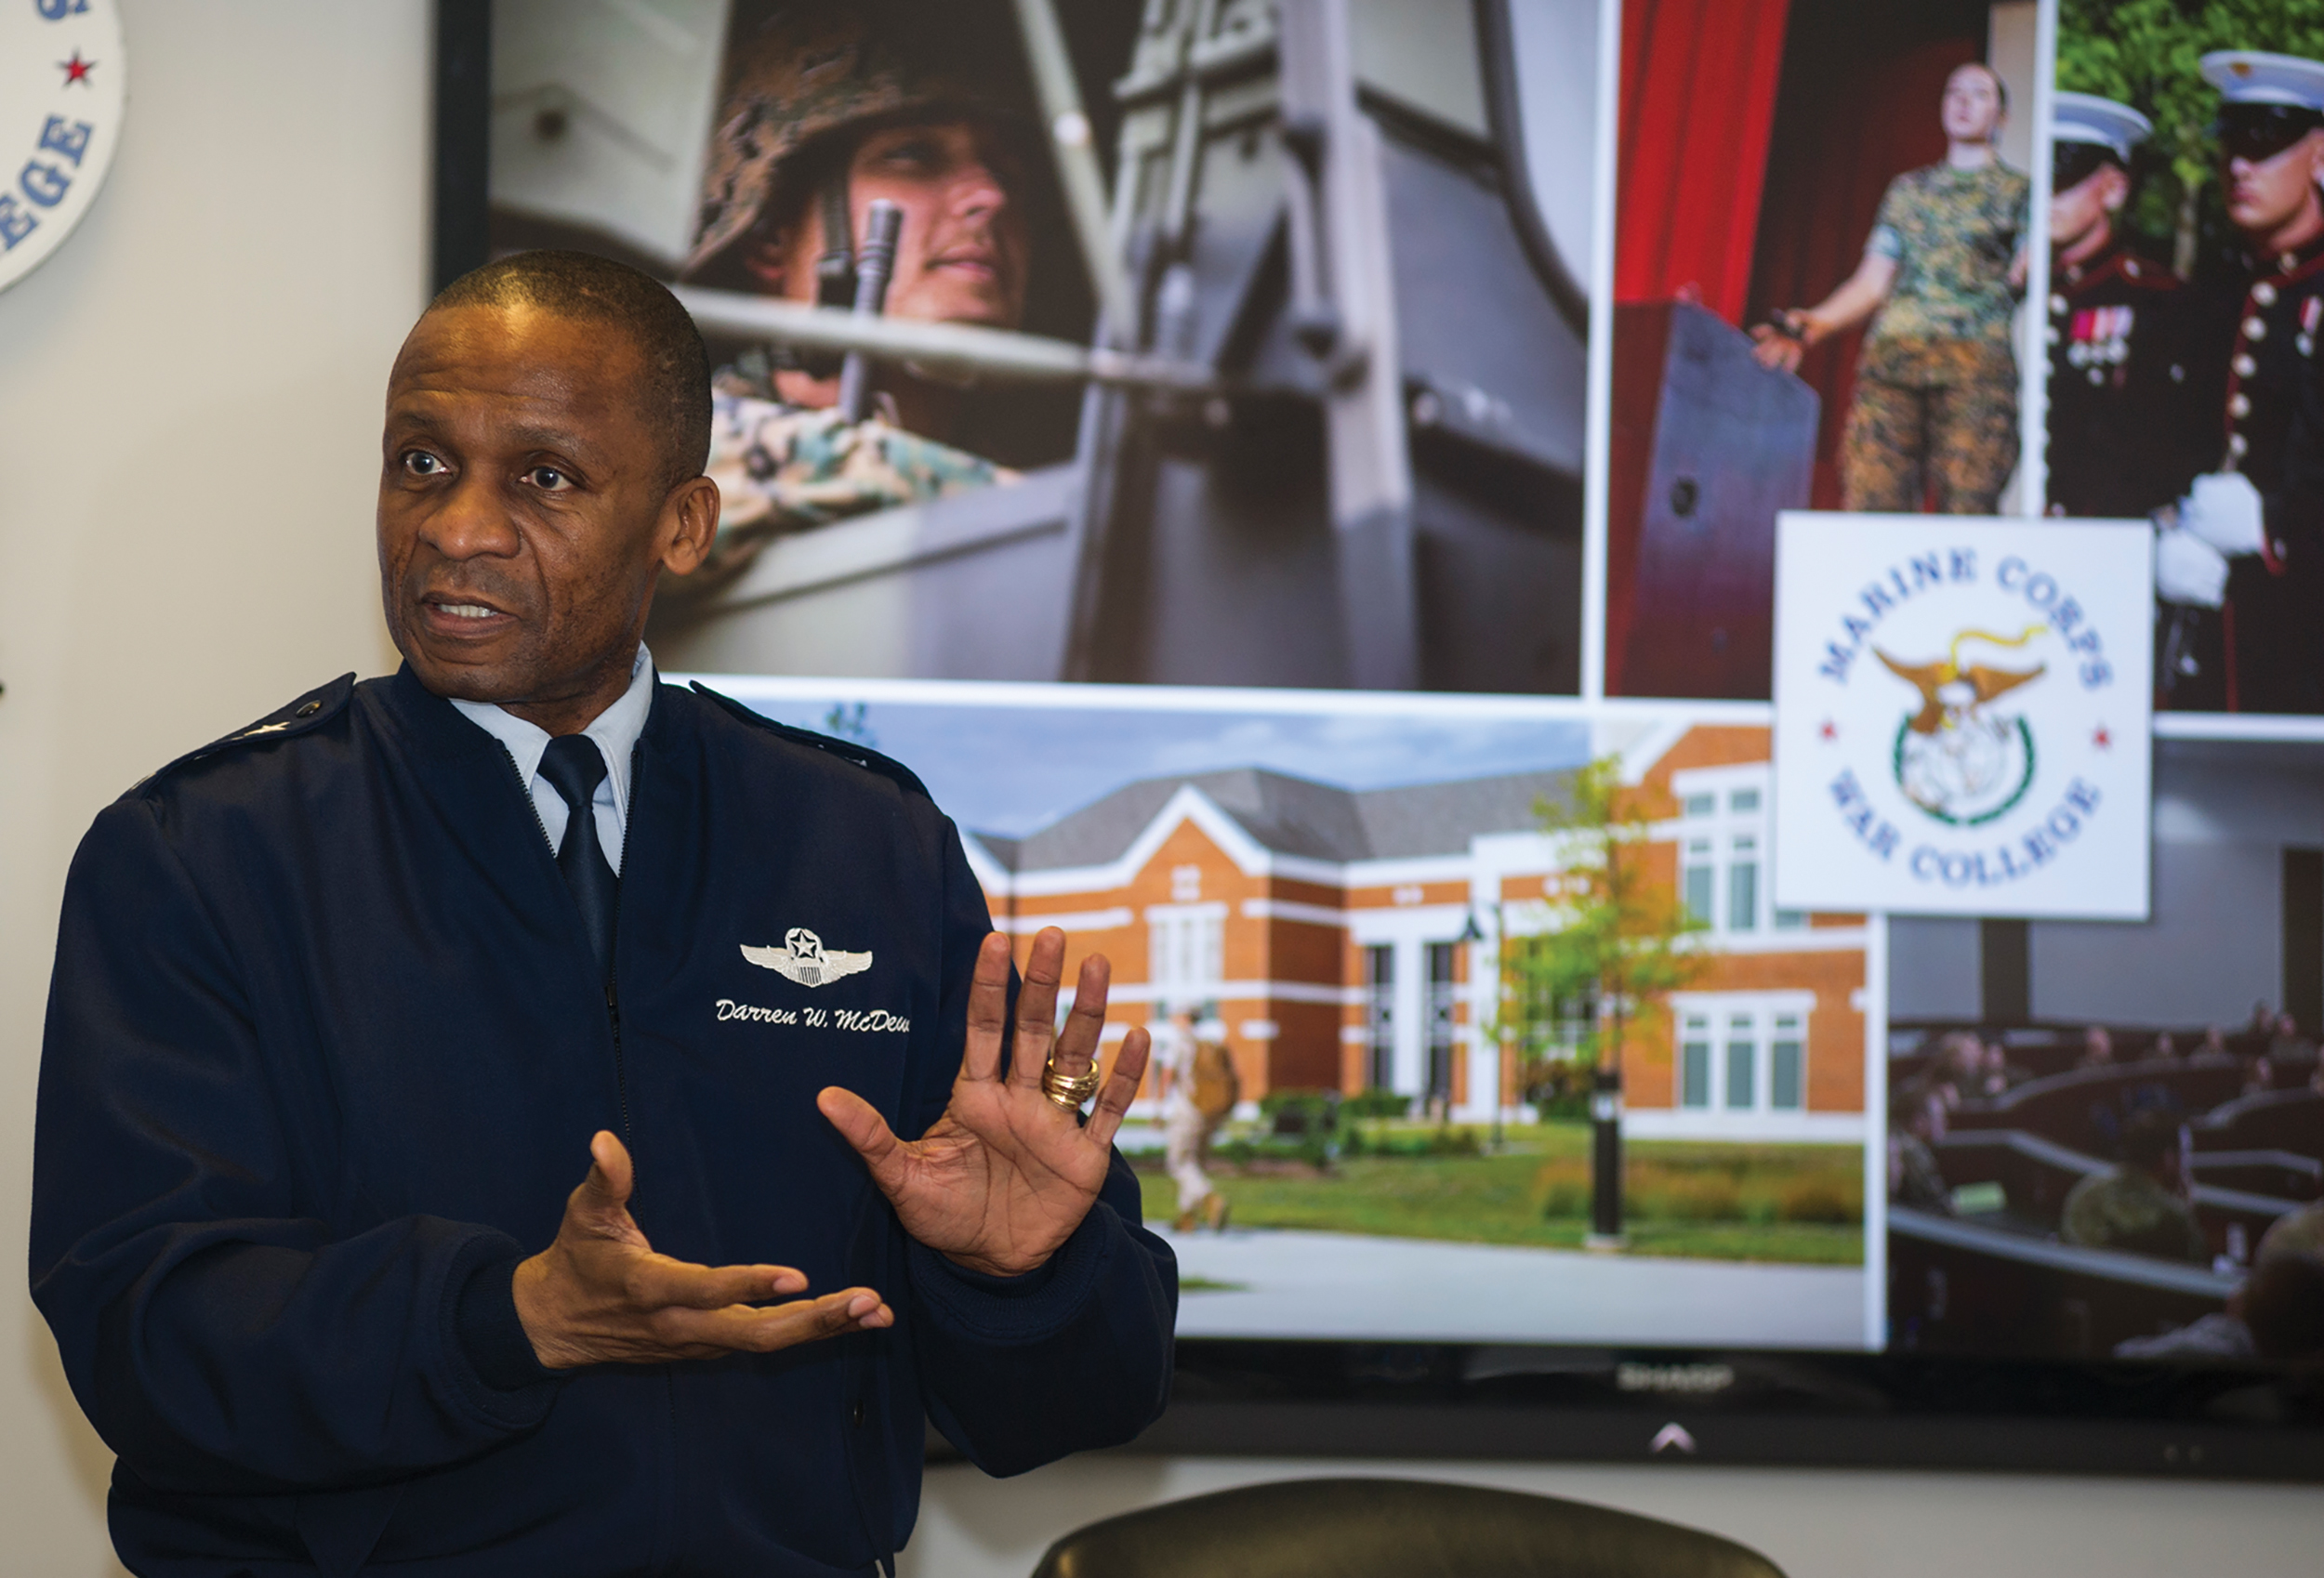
[{"left": 1771, "top": 513, "right": 2153, "bottom": 921}]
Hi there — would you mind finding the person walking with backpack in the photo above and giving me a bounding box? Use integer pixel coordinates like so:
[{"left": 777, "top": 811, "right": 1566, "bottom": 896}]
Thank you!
[{"left": 1159, "top": 1007, "right": 1237, "bottom": 1231}]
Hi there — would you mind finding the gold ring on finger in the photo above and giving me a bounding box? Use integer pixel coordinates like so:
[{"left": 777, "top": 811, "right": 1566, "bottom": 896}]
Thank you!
[{"left": 1041, "top": 1059, "right": 1102, "bottom": 1110}]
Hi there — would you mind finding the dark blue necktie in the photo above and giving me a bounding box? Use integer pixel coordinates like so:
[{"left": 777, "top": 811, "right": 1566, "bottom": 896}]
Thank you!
[{"left": 538, "top": 735, "right": 618, "bottom": 977}]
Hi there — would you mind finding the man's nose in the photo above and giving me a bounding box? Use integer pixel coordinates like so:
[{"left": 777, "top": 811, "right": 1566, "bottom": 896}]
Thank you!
[
  {"left": 422, "top": 474, "right": 522, "bottom": 559},
  {"left": 949, "top": 159, "right": 1010, "bottom": 220}
]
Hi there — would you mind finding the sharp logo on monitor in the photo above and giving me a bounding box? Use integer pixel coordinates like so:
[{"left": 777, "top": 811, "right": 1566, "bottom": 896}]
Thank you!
[
  {"left": 1771, "top": 514, "right": 2154, "bottom": 921},
  {"left": 1617, "top": 1362, "right": 1736, "bottom": 1395}
]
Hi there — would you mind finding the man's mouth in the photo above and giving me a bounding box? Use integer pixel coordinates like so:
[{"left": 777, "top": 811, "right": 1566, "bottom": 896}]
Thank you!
[
  {"left": 417, "top": 593, "right": 516, "bottom": 637},
  {"left": 929, "top": 245, "right": 1005, "bottom": 285}
]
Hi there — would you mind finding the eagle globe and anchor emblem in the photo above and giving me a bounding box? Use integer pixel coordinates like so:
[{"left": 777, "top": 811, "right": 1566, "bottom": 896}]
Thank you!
[{"left": 1875, "top": 625, "right": 2047, "bottom": 827}]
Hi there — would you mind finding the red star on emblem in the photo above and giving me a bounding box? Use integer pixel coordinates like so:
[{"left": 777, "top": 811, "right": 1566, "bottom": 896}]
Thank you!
[
  {"left": 59, "top": 51, "right": 95, "bottom": 85},
  {"left": 1818, "top": 719, "right": 1839, "bottom": 742},
  {"left": 2092, "top": 725, "right": 2111, "bottom": 749}
]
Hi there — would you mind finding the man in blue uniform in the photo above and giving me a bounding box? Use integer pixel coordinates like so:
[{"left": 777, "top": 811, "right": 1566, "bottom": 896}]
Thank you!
[
  {"left": 30, "top": 252, "right": 1176, "bottom": 1575},
  {"left": 2157, "top": 51, "right": 2324, "bottom": 714}
]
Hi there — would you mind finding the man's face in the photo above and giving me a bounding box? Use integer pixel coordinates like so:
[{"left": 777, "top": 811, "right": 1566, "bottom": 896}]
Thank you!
[
  {"left": 2050, "top": 163, "right": 2126, "bottom": 251},
  {"left": 777, "top": 118, "right": 1030, "bottom": 330},
  {"left": 1941, "top": 65, "right": 2005, "bottom": 144},
  {"left": 2224, "top": 128, "right": 2324, "bottom": 238},
  {"left": 376, "top": 304, "right": 709, "bottom": 715}
]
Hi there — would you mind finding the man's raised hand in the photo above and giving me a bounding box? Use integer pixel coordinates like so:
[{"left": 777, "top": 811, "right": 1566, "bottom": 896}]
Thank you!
[
  {"left": 512, "top": 1130, "right": 891, "bottom": 1370},
  {"left": 817, "top": 927, "right": 1151, "bottom": 1278}
]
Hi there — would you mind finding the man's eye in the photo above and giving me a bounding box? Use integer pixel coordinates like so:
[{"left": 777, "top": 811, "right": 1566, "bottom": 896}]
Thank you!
[
  {"left": 402, "top": 451, "right": 445, "bottom": 477},
  {"left": 526, "top": 467, "right": 571, "bottom": 492},
  {"left": 878, "top": 140, "right": 940, "bottom": 170}
]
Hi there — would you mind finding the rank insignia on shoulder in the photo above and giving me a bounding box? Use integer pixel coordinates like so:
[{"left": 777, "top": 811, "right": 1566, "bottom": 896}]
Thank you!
[
  {"left": 129, "top": 675, "right": 355, "bottom": 795},
  {"left": 741, "top": 927, "right": 872, "bottom": 987}
]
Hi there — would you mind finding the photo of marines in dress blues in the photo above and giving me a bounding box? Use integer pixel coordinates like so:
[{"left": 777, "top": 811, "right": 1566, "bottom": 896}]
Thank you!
[
  {"left": 2043, "top": 94, "right": 2204, "bottom": 523},
  {"left": 2154, "top": 52, "right": 2324, "bottom": 715}
]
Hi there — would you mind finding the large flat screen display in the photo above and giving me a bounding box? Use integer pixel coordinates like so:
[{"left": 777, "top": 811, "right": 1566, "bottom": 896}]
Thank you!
[{"left": 446, "top": 0, "right": 2324, "bottom": 1471}]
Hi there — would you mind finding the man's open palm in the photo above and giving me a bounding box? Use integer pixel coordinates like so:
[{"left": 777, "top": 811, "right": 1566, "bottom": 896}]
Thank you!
[{"left": 818, "top": 928, "right": 1151, "bottom": 1278}]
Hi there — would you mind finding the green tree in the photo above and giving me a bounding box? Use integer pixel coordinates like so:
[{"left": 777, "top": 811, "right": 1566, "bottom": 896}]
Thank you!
[
  {"left": 2060, "top": 0, "right": 2324, "bottom": 272},
  {"left": 1503, "top": 756, "right": 1708, "bottom": 1240},
  {"left": 1506, "top": 756, "right": 1709, "bottom": 1093}
]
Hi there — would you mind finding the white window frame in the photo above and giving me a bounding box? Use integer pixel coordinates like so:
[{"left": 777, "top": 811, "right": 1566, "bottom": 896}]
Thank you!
[
  {"left": 1145, "top": 901, "right": 1225, "bottom": 1013},
  {"left": 1669, "top": 765, "right": 1805, "bottom": 938},
  {"left": 1667, "top": 990, "right": 1816, "bottom": 1118}
]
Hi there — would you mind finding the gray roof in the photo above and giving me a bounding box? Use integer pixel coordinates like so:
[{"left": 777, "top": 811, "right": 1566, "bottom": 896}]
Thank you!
[{"left": 972, "top": 767, "right": 1575, "bottom": 873}]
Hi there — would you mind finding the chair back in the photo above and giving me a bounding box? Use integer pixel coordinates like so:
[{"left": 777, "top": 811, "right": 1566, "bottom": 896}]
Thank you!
[{"left": 1031, "top": 1477, "right": 1786, "bottom": 1578}]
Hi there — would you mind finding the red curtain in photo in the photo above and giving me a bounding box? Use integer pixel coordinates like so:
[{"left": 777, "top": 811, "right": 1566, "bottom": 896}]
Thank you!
[
  {"left": 1746, "top": 33, "right": 1984, "bottom": 506},
  {"left": 1614, "top": 0, "right": 1792, "bottom": 324}
]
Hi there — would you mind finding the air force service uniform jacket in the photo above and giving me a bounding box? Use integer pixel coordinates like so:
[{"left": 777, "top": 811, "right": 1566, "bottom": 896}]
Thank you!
[{"left": 31, "top": 667, "right": 1178, "bottom": 1576}]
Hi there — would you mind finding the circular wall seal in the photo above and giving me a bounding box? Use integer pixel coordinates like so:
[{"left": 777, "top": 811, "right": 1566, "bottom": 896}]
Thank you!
[{"left": 0, "top": 0, "right": 126, "bottom": 295}]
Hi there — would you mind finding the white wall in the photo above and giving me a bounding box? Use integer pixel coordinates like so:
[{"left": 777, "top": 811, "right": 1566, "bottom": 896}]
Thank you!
[
  {"left": 0, "top": 4, "right": 426, "bottom": 1569},
  {"left": 1887, "top": 754, "right": 2324, "bottom": 1030},
  {"left": 1886, "top": 915, "right": 1983, "bottom": 1021},
  {"left": 0, "top": 7, "right": 2316, "bottom": 1577}
]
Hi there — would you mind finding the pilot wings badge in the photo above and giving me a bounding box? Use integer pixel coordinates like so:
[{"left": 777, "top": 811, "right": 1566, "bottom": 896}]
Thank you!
[{"left": 741, "top": 927, "right": 872, "bottom": 988}]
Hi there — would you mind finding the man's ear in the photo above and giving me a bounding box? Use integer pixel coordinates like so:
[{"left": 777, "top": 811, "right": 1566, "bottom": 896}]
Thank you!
[
  {"left": 2101, "top": 164, "right": 2130, "bottom": 213},
  {"left": 659, "top": 474, "right": 722, "bottom": 576}
]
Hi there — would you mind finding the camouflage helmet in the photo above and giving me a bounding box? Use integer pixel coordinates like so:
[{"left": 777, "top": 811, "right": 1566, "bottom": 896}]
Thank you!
[{"left": 681, "top": 1, "right": 1026, "bottom": 282}]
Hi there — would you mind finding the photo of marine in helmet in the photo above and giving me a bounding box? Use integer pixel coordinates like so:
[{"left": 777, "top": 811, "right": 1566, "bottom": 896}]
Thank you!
[{"left": 675, "top": 2, "right": 1060, "bottom": 584}]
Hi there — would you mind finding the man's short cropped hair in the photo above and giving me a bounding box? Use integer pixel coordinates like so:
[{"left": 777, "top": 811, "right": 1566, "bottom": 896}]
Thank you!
[{"left": 429, "top": 251, "right": 712, "bottom": 493}]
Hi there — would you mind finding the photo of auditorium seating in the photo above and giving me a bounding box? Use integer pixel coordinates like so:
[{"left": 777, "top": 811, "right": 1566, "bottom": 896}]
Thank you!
[
  {"left": 1886, "top": 1019, "right": 2318, "bottom": 1356},
  {"left": 1883, "top": 742, "right": 2324, "bottom": 1359}
]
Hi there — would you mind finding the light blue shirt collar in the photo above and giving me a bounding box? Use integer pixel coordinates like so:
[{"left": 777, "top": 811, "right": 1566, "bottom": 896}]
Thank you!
[{"left": 450, "top": 646, "right": 655, "bottom": 871}]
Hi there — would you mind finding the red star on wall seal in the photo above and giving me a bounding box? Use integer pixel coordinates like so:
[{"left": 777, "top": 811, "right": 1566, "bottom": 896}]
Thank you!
[
  {"left": 59, "top": 51, "right": 96, "bottom": 85},
  {"left": 2092, "top": 725, "right": 2111, "bottom": 749},
  {"left": 1818, "top": 719, "right": 1839, "bottom": 742}
]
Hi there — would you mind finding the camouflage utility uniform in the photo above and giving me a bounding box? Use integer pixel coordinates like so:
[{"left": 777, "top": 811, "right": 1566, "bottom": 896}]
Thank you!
[
  {"left": 693, "top": 359, "right": 1016, "bottom": 584},
  {"left": 1842, "top": 161, "right": 2030, "bottom": 514},
  {"left": 2061, "top": 1166, "right": 2208, "bottom": 1262}
]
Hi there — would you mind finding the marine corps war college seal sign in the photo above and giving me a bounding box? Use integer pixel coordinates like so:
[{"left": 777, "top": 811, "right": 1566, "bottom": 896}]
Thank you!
[
  {"left": 0, "top": 0, "right": 125, "bottom": 295},
  {"left": 1771, "top": 513, "right": 2153, "bottom": 920}
]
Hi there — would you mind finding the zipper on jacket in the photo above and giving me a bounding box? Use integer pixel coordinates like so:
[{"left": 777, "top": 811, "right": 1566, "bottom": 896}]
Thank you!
[{"left": 606, "top": 979, "right": 630, "bottom": 1145}]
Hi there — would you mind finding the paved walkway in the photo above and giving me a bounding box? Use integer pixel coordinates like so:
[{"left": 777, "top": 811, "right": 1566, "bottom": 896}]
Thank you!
[{"left": 1159, "top": 1226, "right": 1867, "bottom": 1348}]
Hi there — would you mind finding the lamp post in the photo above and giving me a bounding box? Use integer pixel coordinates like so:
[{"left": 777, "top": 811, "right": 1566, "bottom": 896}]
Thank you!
[
  {"left": 1457, "top": 904, "right": 1510, "bottom": 1151},
  {"left": 1586, "top": 994, "right": 1626, "bottom": 1249}
]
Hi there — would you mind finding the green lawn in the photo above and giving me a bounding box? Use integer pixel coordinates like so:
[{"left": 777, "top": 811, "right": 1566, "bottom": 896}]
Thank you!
[{"left": 1135, "top": 1121, "right": 1864, "bottom": 1266}]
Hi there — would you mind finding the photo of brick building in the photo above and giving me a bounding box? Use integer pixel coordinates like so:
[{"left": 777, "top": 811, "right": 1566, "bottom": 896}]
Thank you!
[{"left": 968, "top": 717, "right": 1869, "bottom": 1143}]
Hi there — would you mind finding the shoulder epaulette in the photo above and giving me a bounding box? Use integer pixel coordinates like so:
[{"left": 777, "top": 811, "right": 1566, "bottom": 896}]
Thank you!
[
  {"left": 688, "top": 681, "right": 931, "bottom": 801},
  {"left": 129, "top": 674, "right": 357, "bottom": 794}
]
